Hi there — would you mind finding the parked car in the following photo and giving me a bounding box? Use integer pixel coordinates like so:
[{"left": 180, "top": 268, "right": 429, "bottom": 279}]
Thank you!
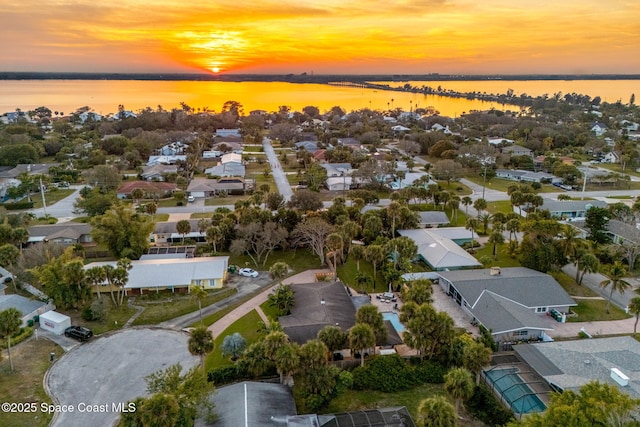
[
  {"left": 238, "top": 268, "right": 259, "bottom": 278},
  {"left": 64, "top": 326, "right": 93, "bottom": 342},
  {"left": 187, "top": 195, "right": 195, "bottom": 202}
]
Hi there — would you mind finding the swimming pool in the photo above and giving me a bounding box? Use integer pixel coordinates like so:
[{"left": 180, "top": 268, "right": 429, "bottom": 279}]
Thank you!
[
  {"left": 484, "top": 368, "right": 546, "bottom": 414},
  {"left": 382, "top": 312, "right": 405, "bottom": 333}
]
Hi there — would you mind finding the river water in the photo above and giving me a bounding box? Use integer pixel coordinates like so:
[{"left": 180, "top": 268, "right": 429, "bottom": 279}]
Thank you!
[{"left": 0, "top": 79, "right": 637, "bottom": 118}]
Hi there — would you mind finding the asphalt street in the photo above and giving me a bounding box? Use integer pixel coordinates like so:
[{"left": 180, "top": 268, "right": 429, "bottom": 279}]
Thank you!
[
  {"left": 46, "top": 329, "right": 198, "bottom": 427},
  {"left": 262, "top": 137, "right": 294, "bottom": 201}
]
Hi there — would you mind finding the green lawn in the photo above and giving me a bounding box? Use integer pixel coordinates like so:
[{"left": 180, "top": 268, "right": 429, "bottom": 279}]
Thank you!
[
  {"left": 29, "top": 188, "right": 75, "bottom": 209},
  {"left": 132, "top": 288, "right": 237, "bottom": 326},
  {"left": 204, "top": 195, "right": 250, "bottom": 206},
  {"left": 260, "top": 300, "right": 280, "bottom": 321},
  {"left": 568, "top": 299, "right": 631, "bottom": 322},
  {"left": 62, "top": 298, "right": 139, "bottom": 335},
  {"left": 465, "top": 176, "right": 558, "bottom": 193},
  {"left": 337, "top": 258, "right": 387, "bottom": 293},
  {"left": 549, "top": 271, "right": 598, "bottom": 298},
  {"left": 227, "top": 248, "right": 322, "bottom": 274},
  {"left": 596, "top": 163, "right": 640, "bottom": 178},
  {"left": 472, "top": 243, "right": 522, "bottom": 268},
  {"left": 204, "top": 309, "right": 264, "bottom": 371},
  {"left": 485, "top": 200, "right": 513, "bottom": 215},
  {"left": 0, "top": 339, "right": 61, "bottom": 427},
  {"left": 323, "top": 383, "right": 446, "bottom": 419},
  {"left": 437, "top": 180, "right": 472, "bottom": 195}
]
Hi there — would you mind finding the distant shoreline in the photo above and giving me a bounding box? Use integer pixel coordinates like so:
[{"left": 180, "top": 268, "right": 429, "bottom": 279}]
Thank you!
[{"left": 1, "top": 72, "right": 640, "bottom": 83}]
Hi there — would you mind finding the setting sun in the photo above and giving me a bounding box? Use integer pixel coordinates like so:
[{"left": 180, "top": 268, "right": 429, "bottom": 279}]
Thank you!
[{"left": 212, "top": 67, "right": 220, "bottom": 73}]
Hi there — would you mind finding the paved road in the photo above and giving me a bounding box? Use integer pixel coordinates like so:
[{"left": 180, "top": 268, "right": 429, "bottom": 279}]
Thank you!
[
  {"left": 562, "top": 264, "right": 639, "bottom": 311},
  {"left": 47, "top": 329, "right": 198, "bottom": 427},
  {"left": 158, "top": 273, "right": 274, "bottom": 329},
  {"left": 263, "top": 137, "right": 294, "bottom": 201},
  {"left": 29, "top": 185, "right": 83, "bottom": 220}
]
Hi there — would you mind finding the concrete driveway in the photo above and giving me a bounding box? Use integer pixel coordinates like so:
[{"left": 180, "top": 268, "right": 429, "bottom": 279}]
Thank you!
[{"left": 46, "top": 328, "right": 198, "bottom": 427}]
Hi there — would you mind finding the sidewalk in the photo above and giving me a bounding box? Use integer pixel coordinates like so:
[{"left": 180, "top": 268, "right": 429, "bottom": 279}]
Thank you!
[{"left": 206, "top": 269, "right": 331, "bottom": 338}]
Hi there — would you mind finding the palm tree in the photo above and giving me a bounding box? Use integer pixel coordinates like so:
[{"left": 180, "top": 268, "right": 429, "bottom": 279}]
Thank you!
[
  {"left": 0, "top": 308, "right": 22, "bottom": 372},
  {"left": 349, "top": 323, "right": 376, "bottom": 367},
  {"left": 268, "top": 285, "right": 295, "bottom": 316},
  {"left": 628, "top": 297, "right": 640, "bottom": 336},
  {"left": 354, "top": 272, "right": 372, "bottom": 293},
  {"left": 326, "top": 232, "right": 344, "bottom": 276},
  {"left": 479, "top": 213, "right": 492, "bottom": 235},
  {"left": 176, "top": 219, "right": 191, "bottom": 244},
  {"left": 190, "top": 285, "right": 207, "bottom": 324},
  {"left": 365, "top": 245, "right": 385, "bottom": 288},
  {"left": 221, "top": 332, "right": 247, "bottom": 360},
  {"left": 274, "top": 343, "right": 300, "bottom": 386},
  {"left": 575, "top": 251, "right": 600, "bottom": 285},
  {"left": 444, "top": 367, "right": 474, "bottom": 413},
  {"left": 317, "top": 325, "right": 348, "bottom": 360},
  {"left": 488, "top": 230, "right": 505, "bottom": 260},
  {"left": 558, "top": 225, "right": 583, "bottom": 264},
  {"left": 269, "top": 262, "right": 290, "bottom": 282},
  {"left": 205, "top": 226, "right": 222, "bottom": 253},
  {"left": 463, "top": 342, "right": 493, "bottom": 385},
  {"left": 600, "top": 262, "right": 632, "bottom": 314},
  {"left": 473, "top": 198, "right": 487, "bottom": 216},
  {"left": 416, "top": 396, "right": 456, "bottom": 427},
  {"left": 188, "top": 326, "right": 214, "bottom": 373},
  {"left": 349, "top": 244, "right": 365, "bottom": 271},
  {"left": 506, "top": 218, "right": 521, "bottom": 242},
  {"left": 139, "top": 393, "right": 181, "bottom": 427},
  {"left": 461, "top": 196, "right": 472, "bottom": 215},
  {"left": 465, "top": 218, "right": 478, "bottom": 250}
]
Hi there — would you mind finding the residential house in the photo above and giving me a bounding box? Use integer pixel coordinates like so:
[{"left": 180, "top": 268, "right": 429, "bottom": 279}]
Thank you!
[
  {"left": 430, "top": 123, "right": 452, "bottom": 134},
  {"left": 397, "top": 228, "right": 482, "bottom": 271},
  {"left": 496, "top": 169, "right": 561, "bottom": 184},
  {"left": 513, "top": 336, "right": 640, "bottom": 398},
  {"left": 336, "top": 137, "right": 361, "bottom": 150},
  {"left": 85, "top": 256, "right": 229, "bottom": 295},
  {"left": 326, "top": 176, "right": 353, "bottom": 191},
  {"left": 417, "top": 211, "right": 450, "bottom": 228},
  {"left": 220, "top": 152, "right": 243, "bottom": 165},
  {"left": 202, "top": 150, "right": 222, "bottom": 159},
  {"left": 157, "top": 141, "right": 186, "bottom": 156},
  {"left": 116, "top": 181, "right": 177, "bottom": 200},
  {"left": 205, "top": 163, "right": 246, "bottom": 178},
  {"left": 0, "top": 163, "right": 61, "bottom": 198},
  {"left": 77, "top": 111, "right": 103, "bottom": 123},
  {"left": 147, "top": 155, "right": 187, "bottom": 166},
  {"left": 27, "top": 223, "right": 93, "bottom": 246},
  {"left": 606, "top": 220, "right": 640, "bottom": 245},
  {"left": 279, "top": 282, "right": 356, "bottom": 345},
  {"left": 500, "top": 145, "right": 533, "bottom": 157},
  {"left": 527, "top": 199, "right": 608, "bottom": 221},
  {"left": 602, "top": 151, "right": 620, "bottom": 164},
  {"left": 294, "top": 141, "right": 319, "bottom": 153},
  {"left": 215, "top": 128, "right": 241, "bottom": 138},
  {"left": 488, "top": 137, "right": 515, "bottom": 145},
  {"left": 591, "top": 122, "right": 608, "bottom": 137},
  {"left": 187, "top": 177, "right": 250, "bottom": 198},
  {"left": 437, "top": 267, "right": 576, "bottom": 346},
  {"left": 320, "top": 163, "right": 353, "bottom": 177},
  {"left": 140, "top": 164, "right": 178, "bottom": 181},
  {"left": 212, "top": 141, "right": 244, "bottom": 154},
  {"left": 0, "top": 294, "right": 54, "bottom": 326},
  {"left": 391, "top": 125, "right": 411, "bottom": 133},
  {"left": 152, "top": 220, "right": 206, "bottom": 244}
]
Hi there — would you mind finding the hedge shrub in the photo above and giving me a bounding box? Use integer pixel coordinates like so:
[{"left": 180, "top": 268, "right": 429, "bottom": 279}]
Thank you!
[
  {"left": 2, "top": 201, "right": 34, "bottom": 210},
  {"left": 352, "top": 354, "right": 416, "bottom": 392},
  {"left": 0, "top": 327, "right": 34, "bottom": 349},
  {"left": 466, "top": 384, "right": 515, "bottom": 426}
]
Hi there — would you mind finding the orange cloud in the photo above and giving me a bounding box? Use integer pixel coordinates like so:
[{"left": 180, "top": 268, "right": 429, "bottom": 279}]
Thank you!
[{"left": 1, "top": 0, "right": 639, "bottom": 73}]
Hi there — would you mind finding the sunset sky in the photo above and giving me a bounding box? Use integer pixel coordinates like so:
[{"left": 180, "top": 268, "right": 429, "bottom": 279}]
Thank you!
[{"left": 1, "top": 0, "right": 639, "bottom": 75}]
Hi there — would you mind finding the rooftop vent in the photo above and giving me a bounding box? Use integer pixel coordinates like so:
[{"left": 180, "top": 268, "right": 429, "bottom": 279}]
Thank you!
[{"left": 611, "top": 368, "right": 629, "bottom": 387}]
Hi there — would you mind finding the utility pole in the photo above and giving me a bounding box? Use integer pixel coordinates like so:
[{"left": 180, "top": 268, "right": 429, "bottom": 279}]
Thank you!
[
  {"left": 581, "top": 171, "right": 587, "bottom": 200},
  {"left": 39, "top": 177, "right": 47, "bottom": 217}
]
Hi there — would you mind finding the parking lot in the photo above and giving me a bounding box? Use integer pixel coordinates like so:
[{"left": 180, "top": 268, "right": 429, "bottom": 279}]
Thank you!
[{"left": 46, "top": 328, "right": 198, "bottom": 427}]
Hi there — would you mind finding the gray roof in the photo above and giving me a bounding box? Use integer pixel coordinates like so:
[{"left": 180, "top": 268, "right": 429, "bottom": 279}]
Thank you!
[
  {"left": 541, "top": 199, "right": 608, "bottom": 213},
  {"left": 28, "top": 223, "right": 92, "bottom": 241},
  {"left": 607, "top": 220, "right": 640, "bottom": 244},
  {"left": 418, "top": 211, "right": 450, "bottom": 225},
  {"left": 398, "top": 229, "right": 481, "bottom": 270},
  {"left": 140, "top": 164, "right": 178, "bottom": 177},
  {"left": 154, "top": 219, "right": 203, "bottom": 234},
  {"left": 203, "top": 381, "right": 296, "bottom": 427},
  {"left": 280, "top": 282, "right": 356, "bottom": 345},
  {"left": 470, "top": 292, "right": 553, "bottom": 334},
  {"left": 317, "top": 407, "right": 416, "bottom": 427},
  {"left": 85, "top": 256, "right": 228, "bottom": 289},
  {"left": 438, "top": 267, "right": 576, "bottom": 309},
  {"left": 0, "top": 294, "right": 46, "bottom": 317},
  {"left": 501, "top": 145, "right": 532, "bottom": 154},
  {"left": 205, "top": 163, "right": 246, "bottom": 177},
  {"left": 514, "top": 336, "right": 640, "bottom": 397}
]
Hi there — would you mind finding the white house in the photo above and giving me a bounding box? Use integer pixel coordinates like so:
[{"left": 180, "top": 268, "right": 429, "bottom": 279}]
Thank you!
[
  {"left": 591, "top": 122, "right": 608, "bottom": 137},
  {"left": 326, "top": 176, "right": 353, "bottom": 191},
  {"left": 496, "top": 169, "right": 561, "bottom": 184},
  {"left": 602, "top": 151, "right": 620, "bottom": 164},
  {"left": 85, "top": 256, "right": 229, "bottom": 295}
]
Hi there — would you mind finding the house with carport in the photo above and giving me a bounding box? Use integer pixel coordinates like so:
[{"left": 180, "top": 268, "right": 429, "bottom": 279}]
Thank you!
[{"left": 397, "top": 228, "right": 481, "bottom": 271}]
